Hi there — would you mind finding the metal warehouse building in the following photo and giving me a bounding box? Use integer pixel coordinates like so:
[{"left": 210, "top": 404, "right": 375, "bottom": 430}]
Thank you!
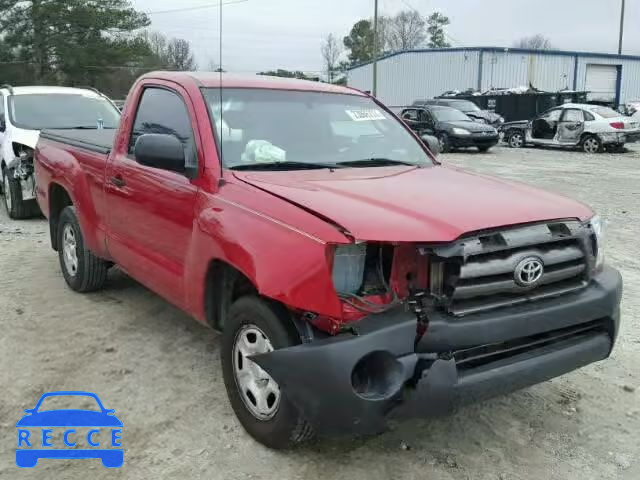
[{"left": 347, "top": 47, "right": 640, "bottom": 108}]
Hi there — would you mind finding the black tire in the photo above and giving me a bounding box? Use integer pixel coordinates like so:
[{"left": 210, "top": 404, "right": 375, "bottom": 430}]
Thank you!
[
  {"left": 2, "top": 167, "right": 39, "bottom": 219},
  {"left": 609, "top": 143, "right": 625, "bottom": 153},
  {"left": 221, "top": 296, "right": 314, "bottom": 449},
  {"left": 57, "top": 206, "right": 108, "bottom": 292},
  {"left": 506, "top": 130, "right": 525, "bottom": 149},
  {"left": 478, "top": 146, "right": 491, "bottom": 153},
  {"left": 437, "top": 133, "right": 451, "bottom": 153},
  {"left": 580, "top": 134, "right": 602, "bottom": 154}
]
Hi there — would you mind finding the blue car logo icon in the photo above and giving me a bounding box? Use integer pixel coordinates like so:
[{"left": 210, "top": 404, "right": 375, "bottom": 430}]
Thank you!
[{"left": 16, "top": 391, "right": 123, "bottom": 468}]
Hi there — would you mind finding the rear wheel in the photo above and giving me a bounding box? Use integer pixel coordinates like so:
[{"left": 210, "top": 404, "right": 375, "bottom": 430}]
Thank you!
[
  {"left": 57, "top": 206, "right": 108, "bottom": 292},
  {"left": 507, "top": 130, "right": 525, "bottom": 149},
  {"left": 221, "top": 296, "right": 313, "bottom": 449},
  {"left": 581, "top": 134, "right": 602, "bottom": 154}
]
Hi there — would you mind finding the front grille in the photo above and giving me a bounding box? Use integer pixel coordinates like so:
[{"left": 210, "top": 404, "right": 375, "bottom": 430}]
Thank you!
[
  {"left": 427, "top": 221, "right": 596, "bottom": 316},
  {"left": 453, "top": 318, "right": 607, "bottom": 371}
]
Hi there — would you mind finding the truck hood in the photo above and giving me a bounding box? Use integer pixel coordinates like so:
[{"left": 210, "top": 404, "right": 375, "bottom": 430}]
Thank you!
[
  {"left": 500, "top": 120, "right": 530, "bottom": 129},
  {"left": 233, "top": 166, "right": 593, "bottom": 243},
  {"left": 439, "top": 120, "right": 497, "bottom": 133},
  {"left": 466, "top": 110, "right": 503, "bottom": 125}
]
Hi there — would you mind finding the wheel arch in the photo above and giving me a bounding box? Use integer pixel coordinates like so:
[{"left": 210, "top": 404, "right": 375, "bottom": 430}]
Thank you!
[
  {"left": 48, "top": 182, "right": 73, "bottom": 251},
  {"left": 204, "top": 259, "right": 259, "bottom": 331}
]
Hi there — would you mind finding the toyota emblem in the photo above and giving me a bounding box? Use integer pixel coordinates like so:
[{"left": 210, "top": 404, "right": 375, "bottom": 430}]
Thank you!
[{"left": 514, "top": 257, "right": 544, "bottom": 287}]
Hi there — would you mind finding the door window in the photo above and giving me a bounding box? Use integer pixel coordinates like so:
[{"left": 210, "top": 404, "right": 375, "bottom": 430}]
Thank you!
[
  {"left": 418, "top": 110, "right": 432, "bottom": 123},
  {"left": 401, "top": 110, "right": 419, "bottom": 121},
  {"left": 562, "top": 109, "right": 584, "bottom": 122},
  {"left": 129, "top": 87, "right": 196, "bottom": 167},
  {"left": 583, "top": 110, "right": 596, "bottom": 122}
]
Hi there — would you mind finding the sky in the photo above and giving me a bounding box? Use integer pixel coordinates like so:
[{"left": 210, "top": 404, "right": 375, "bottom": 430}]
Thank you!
[{"left": 132, "top": 0, "right": 640, "bottom": 74}]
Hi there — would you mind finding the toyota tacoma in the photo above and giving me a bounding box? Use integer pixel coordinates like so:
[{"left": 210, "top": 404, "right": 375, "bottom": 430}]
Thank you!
[{"left": 34, "top": 72, "right": 622, "bottom": 449}]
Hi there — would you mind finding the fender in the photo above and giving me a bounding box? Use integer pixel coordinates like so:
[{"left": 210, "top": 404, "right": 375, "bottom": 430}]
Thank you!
[
  {"left": 184, "top": 182, "right": 352, "bottom": 323},
  {"left": 35, "top": 140, "right": 109, "bottom": 259}
]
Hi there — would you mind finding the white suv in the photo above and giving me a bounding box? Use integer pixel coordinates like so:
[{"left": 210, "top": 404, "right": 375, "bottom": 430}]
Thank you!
[{"left": 0, "top": 86, "right": 120, "bottom": 218}]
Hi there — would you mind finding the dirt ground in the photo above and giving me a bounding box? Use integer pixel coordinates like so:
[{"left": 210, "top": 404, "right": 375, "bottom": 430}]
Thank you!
[{"left": 1, "top": 144, "right": 639, "bottom": 480}]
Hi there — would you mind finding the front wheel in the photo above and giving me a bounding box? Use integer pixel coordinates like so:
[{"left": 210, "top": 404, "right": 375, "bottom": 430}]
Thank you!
[
  {"left": 581, "top": 134, "right": 602, "bottom": 154},
  {"left": 506, "top": 130, "right": 525, "bottom": 149},
  {"left": 2, "top": 167, "right": 39, "bottom": 219},
  {"left": 221, "top": 296, "right": 313, "bottom": 449},
  {"left": 437, "top": 133, "right": 451, "bottom": 153},
  {"left": 57, "top": 206, "right": 108, "bottom": 292}
]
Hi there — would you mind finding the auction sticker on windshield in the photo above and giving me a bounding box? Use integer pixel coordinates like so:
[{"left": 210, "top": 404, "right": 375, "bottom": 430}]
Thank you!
[{"left": 345, "top": 109, "right": 386, "bottom": 121}]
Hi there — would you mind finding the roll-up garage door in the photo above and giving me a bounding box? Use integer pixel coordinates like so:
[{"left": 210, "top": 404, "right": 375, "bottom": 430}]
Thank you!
[{"left": 585, "top": 64, "right": 618, "bottom": 103}]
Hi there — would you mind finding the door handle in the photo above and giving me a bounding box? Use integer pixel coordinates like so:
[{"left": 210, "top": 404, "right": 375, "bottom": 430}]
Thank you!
[{"left": 109, "top": 176, "right": 126, "bottom": 188}]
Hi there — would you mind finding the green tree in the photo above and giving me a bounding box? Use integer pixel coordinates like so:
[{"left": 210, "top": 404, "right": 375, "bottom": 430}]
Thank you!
[
  {"left": 0, "top": 0, "right": 151, "bottom": 85},
  {"left": 388, "top": 11, "right": 427, "bottom": 51},
  {"left": 166, "top": 38, "right": 197, "bottom": 71},
  {"left": 343, "top": 20, "right": 375, "bottom": 65},
  {"left": 426, "top": 12, "right": 451, "bottom": 48}
]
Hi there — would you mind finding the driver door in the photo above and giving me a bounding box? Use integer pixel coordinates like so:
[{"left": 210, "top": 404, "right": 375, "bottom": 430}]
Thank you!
[
  {"left": 104, "top": 85, "right": 200, "bottom": 309},
  {"left": 557, "top": 109, "right": 585, "bottom": 145},
  {"left": 531, "top": 108, "right": 562, "bottom": 142}
]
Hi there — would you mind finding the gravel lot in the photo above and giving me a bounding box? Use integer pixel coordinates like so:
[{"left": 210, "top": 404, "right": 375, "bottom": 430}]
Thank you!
[{"left": 1, "top": 144, "right": 638, "bottom": 479}]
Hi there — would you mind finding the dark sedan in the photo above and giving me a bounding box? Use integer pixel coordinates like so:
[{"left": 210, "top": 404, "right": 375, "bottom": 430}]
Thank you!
[
  {"left": 400, "top": 106, "right": 499, "bottom": 152},
  {"left": 413, "top": 99, "right": 504, "bottom": 127}
]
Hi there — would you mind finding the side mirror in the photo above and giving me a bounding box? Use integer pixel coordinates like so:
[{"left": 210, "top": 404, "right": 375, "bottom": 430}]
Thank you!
[
  {"left": 134, "top": 134, "right": 186, "bottom": 174},
  {"left": 421, "top": 134, "right": 440, "bottom": 156}
]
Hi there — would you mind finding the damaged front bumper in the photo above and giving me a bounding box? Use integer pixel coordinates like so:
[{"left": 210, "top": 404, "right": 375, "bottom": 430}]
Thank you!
[{"left": 253, "top": 266, "right": 622, "bottom": 434}]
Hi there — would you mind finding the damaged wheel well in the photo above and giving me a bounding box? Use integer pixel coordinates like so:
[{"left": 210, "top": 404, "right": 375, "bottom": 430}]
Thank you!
[
  {"left": 205, "top": 260, "right": 259, "bottom": 331},
  {"left": 49, "top": 183, "right": 73, "bottom": 251}
]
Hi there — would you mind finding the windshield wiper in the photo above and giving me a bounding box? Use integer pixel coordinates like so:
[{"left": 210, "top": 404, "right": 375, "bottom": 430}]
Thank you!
[
  {"left": 56, "top": 125, "right": 117, "bottom": 130},
  {"left": 336, "top": 158, "right": 419, "bottom": 168},
  {"left": 229, "top": 161, "right": 341, "bottom": 171}
]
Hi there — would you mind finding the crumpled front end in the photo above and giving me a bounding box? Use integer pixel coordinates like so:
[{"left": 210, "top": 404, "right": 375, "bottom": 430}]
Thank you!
[
  {"left": 253, "top": 267, "right": 621, "bottom": 434},
  {"left": 253, "top": 219, "right": 623, "bottom": 434}
]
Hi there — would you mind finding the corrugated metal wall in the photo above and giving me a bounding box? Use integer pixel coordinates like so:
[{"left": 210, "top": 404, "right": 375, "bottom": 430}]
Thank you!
[
  {"left": 480, "top": 51, "right": 575, "bottom": 92},
  {"left": 348, "top": 48, "right": 640, "bottom": 107},
  {"left": 348, "top": 50, "right": 479, "bottom": 106}
]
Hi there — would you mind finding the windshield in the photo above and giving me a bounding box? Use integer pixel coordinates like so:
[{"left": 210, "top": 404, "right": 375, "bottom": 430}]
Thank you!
[
  {"left": 448, "top": 100, "right": 481, "bottom": 112},
  {"left": 9, "top": 94, "right": 121, "bottom": 130},
  {"left": 431, "top": 107, "right": 473, "bottom": 122},
  {"left": 202, "top": 88, "right": 433, "bottom": 169},
  {"left": 590, "top": 106, "right": 621, "bottom": 119}
]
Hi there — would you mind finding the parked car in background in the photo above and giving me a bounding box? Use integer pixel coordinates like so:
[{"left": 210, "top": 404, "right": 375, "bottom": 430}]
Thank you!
[
  {"left": 0, "top": 85, "right": 120, "bottom": 218},
  {"left": 413, "top": 98, "right": 504, "bottom": 127},
  {"left": 624, "top": 101, "right": 640, "bottom": 118},
  {"left": 401, "top": 105, "right": 499, "bottom": 152},
  {"left": 500, "top": 104, "right": 640, "bottom": 153}
]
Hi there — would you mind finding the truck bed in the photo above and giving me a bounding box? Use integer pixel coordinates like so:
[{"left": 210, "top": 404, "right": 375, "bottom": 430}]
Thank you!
[{"left": 40, "top": 129, "right": 116, "bottom": 154}]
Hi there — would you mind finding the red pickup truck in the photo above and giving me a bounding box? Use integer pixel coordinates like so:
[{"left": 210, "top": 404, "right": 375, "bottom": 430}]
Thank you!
[{"left": 35, "top": 72, "right": 622, "bottom": 449}]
